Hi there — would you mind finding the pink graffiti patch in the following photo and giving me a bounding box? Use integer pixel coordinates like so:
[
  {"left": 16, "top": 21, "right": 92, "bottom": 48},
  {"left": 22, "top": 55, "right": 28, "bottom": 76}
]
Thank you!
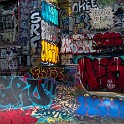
[
  {"left": 0, "top": 109, "right": 37, "bottom": 124},
  {"left": 50, "top": 103, "right": 61, "bottom": 110}
]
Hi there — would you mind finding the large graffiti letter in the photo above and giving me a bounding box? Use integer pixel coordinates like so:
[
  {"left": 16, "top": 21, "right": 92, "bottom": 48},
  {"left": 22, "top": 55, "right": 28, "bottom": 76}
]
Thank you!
[
  {"left": 27, "top": 79, "right": 50, "bottom": 106},
  {"left": 11, "top": 77, "right": 32, "bottom": 106}
]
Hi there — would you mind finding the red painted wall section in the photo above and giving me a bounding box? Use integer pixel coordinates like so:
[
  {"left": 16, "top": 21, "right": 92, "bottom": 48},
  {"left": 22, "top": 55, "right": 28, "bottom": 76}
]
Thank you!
[{"left": 78, "top": 57, "right": 124, "bottom": 92}]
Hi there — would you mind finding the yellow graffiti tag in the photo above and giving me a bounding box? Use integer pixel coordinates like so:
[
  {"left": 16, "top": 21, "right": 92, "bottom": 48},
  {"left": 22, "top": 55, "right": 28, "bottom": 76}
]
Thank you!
[{"left": 41, "top": 40, "right": 59, "bottom": 64}]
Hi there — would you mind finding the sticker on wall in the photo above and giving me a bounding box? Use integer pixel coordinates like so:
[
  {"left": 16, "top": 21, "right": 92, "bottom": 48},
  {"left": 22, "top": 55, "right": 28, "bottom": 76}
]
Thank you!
[
  {"left": 41, "top": 20, "right": 59, "bottom": 43},
  {"left": 0, "top": 59, "right": 8, "bottom": 70},
  {"left": 0, "top": 49, "right": 7, "bottom": 59},
  {"left": 78, "top": 56, "right": 124, "bottom": 92},
  {"left": 61, "top": 54, "right": 73, "bottom": 65},
  {"left": 90, "top": 7, "right": 114, "bottom": 29}
]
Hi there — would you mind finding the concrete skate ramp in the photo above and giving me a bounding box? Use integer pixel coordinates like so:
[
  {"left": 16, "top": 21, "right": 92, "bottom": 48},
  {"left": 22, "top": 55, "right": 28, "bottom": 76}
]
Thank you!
[{"left": 0, "top": 65, "right": 124, "bottom": 124}]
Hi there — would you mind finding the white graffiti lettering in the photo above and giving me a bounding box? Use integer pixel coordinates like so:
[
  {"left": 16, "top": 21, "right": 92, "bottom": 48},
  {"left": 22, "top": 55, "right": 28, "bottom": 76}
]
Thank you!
[
  {"left": 72, "top": 0, "right": 98, "bottom": 13},
  {"left": 30, "top": 11, "right": 41, "bottom": 54}
]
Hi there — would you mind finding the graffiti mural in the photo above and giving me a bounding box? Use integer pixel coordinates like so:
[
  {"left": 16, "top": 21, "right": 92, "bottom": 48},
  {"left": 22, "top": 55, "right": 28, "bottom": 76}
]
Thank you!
[
  {"left": 55, "top": 84, "right": 79, "bottom": 114},
  {"left": 0, "top": 66, "right": 79, "bottom": 107},
  {"left": 40, "top": 1, "right": 60, "bottom": 65},
  {"left": 60, "top": 35, "right": 92, "bottom": 54},
  {"left": 0, "top": 77, "right": 50, "bottom": 107},
  {"left": 71, "top": 0, "right": 99, "bottom": 33},
  {"left": 77, "top": 94, "right": 124, "bottom": 118},
  {"left": 64, "top": 0, "right": 124, "bottom": 34},
  {"left": 0, "top": 65, "right": 124, "bottom": 123},
  {"left": 29, "top": 0, "right": 59, "bottom": 66},
  {"left": 30, "top": 66, "right": 76, "bottom": 83},
  {"left": 77, "top": 56, "right": 124, "bottom": 92},
  {"left": 61, "top": 32, "right": 123, "bottom": 54},
  {"left": 0, "top": 65, "right": 79, "bottom": 123},
  {"left": 59, "top": 0, "right": 124, "bottom": 35},
  {"left": 30, "top": 4, "right": 41, "bottom": 66},
  {"left": 59, "top": 0, "right": 124, "bottom": 123}
]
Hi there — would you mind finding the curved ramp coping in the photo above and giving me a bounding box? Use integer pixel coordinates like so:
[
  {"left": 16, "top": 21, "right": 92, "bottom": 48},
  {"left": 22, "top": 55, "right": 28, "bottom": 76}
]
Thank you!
[{"left": 89, "top": 91, "right": 124, "bottom": 99}]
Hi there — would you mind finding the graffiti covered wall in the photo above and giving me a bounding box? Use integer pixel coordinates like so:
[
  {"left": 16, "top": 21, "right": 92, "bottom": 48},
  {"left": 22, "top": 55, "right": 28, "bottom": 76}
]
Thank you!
[
  {"left": 69, "top": 0, "right": 124, "bottom": 33},
  {"left": 61, "top": 32, "right": 124, "bottom": 92},
  {"left": 0, "top": 65, "right": 124, "bottom": 123},
  {"left": 61, "top": 32, "right": 123, "bottom": 54},
  {"left": 30, "top": 0, "right": 60, "bottom": 66},
  {"left": 40, "top": 1, "right": 60, "bottom": 65},
  {"left": 0, "top": 65, "right": 80, "bottom": 123},
  {"left": 59, "top": 0, "right": 124, "bottom": 35},
  {"left": 60, "top": 0, "right": 124, "bottom": 92}
]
